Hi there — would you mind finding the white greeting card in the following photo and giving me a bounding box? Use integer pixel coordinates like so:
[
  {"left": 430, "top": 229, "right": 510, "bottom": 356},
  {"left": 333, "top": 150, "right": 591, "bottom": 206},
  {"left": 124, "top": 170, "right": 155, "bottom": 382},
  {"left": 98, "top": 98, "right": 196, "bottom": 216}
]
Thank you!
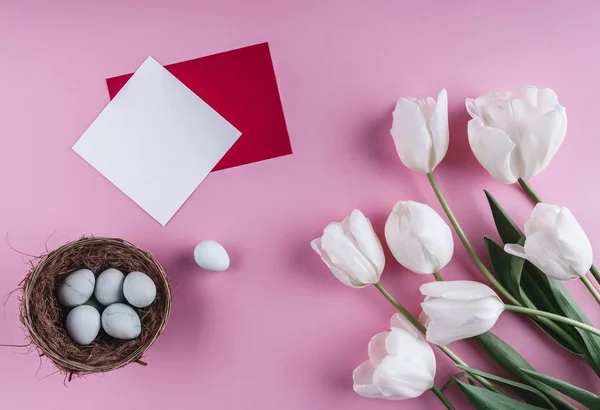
[{"left": 73, "top": 56, "right": 242, "bottom": 225}]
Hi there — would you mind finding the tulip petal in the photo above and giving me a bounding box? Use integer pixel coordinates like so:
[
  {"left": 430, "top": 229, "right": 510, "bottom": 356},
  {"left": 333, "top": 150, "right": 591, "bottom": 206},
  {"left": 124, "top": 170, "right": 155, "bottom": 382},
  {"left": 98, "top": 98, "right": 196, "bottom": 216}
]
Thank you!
[
  {"left": 524, "top": 203, "right": 560, "bottom": 235},
  {"left": 385, "top": 328, "right": 436, "bottom": 379},
  {"left": 321, "top": 223, "right": 380, "bottom": 286},
  {"left": 420, "top": 280, "right": 498, "bottom": 300},
  {"left": 407, "top": 201, "right": 454, "bottom": 272},
  {"left": 505, "top": 98, "right": 539, "bottom": 179},
  {"left": 373, "top": 355, "right": 434, "bottom": 399},
  {"left": 428, "top": 89, "right": 449, "bottom": 170},
  {"left": 485, "top": 99, "right": 519, "bottom": 135},
  {"left": 525, "top": 108, "right": 567, "bottom": 179},
  {"left": 504, "top": 243, "right": 540, "bottom": 266},
  {"left": 425, "top": 315, "right": 500, "bottom": 345},
  {"left": 421, "top": 297, "right": 504, "bottom": 327},
  {"left": 467, "top": 120, "right": 517, "bottom": 183},
  {"left": 511, "top": 85, "right": 539, "bottom": 108},
  {"left": 385, "top": 201, "right": 453, "bottom": 274},
  {"left": 524, "top": 230, "right": 578, "bottom": 280},
  {"left": 537, "top": 88, "right": 560, "bottom": 115},
  {"left": 516, "top": 106, "right": 566, "bottom": 180},
  {"left": 418, "top": 311, "right": 431, "bottom": 328},
  {"left": 368, "top": 331, "right": 389, "bottom": 368},
  {"left": 391, "top": 98, "right": 433, "bottom": 173},
  {"left": 348, "top": 210, "right": 385, "bottom": 275},
  {"left": 465, "top": 98, "right": 479, "bottom": 120},
  {"left": 555, "top": 207, "right": 593, "bottom": 275},
  {"left": 466, "top": 91, "right": 511, "bottom": 123},
  {"left": 385, "top": 206, "right": 436, "bottom": 274},
  {"left": 390, "top": 313, "right": 421, "bottom": 339},
  {"left": 310, "top": 238, "right": 359, "bottom": 287},
  {"left": 353, "top": 360, "right": 383, "bottom": 399}
]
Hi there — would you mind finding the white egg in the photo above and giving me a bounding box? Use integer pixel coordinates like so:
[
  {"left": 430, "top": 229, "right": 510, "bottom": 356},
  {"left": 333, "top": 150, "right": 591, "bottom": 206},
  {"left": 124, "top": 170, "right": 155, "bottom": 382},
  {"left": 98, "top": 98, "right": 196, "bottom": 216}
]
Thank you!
[
  {"left": 57, "top": 269, "right": 95, "bottom": 307},
  {"left": 123, "top": 271, "right": 156, "bottom": 308},
  {"left": 66, "top": 305, "right": 101, "bottom": 345},
  {"left": 101, "top": 303, "right": 141, "bottom": 340},
  {"left": 94, "top": 268, "right": 125, "bottom": 306},
  {"left": 194, "top": 240, "right": 230, "bottom": 272}
]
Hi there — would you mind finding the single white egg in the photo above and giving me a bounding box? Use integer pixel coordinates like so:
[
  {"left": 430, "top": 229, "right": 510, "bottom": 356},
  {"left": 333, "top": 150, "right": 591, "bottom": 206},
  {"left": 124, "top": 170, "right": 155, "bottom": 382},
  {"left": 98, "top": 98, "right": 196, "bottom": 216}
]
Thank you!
[
  {"left": 94, "top": 268, "right": 125, "bottom": 306},
  {"left": 123, "top": 271, "right": 156, "bottom": 308},
  {"left": 101, "top": 303, "right": 141, "bottom": 340},
  {"left": 194, "top": 240, "right": 230, "bottom": 272},
  {"left": 57, "top": 269, "right": 95, "bottom": 307},
  {"left": 66, "top": 305, "right": 101, "bottom": 345}
]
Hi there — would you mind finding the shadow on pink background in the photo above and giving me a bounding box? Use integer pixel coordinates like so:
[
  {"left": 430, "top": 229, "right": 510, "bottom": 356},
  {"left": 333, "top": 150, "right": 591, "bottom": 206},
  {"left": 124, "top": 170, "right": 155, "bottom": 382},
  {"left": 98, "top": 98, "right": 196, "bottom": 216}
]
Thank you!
[{"left": 1, "top": 1, "right": 599, "bottom": 409}]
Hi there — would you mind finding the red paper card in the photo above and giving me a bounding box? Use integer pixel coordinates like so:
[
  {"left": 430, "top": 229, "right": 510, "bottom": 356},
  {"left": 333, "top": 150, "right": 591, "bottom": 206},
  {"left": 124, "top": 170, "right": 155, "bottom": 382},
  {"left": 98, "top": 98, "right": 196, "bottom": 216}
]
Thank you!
[{"left": 106, "top": 43, "right": 292, "bottom": 172}]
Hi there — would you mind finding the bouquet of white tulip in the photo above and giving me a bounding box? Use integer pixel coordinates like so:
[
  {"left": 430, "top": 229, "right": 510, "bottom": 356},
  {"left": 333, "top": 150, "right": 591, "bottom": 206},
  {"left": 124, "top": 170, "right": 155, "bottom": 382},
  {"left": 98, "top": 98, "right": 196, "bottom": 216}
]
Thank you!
[{"left": 312, "top": 86, "right": 600, "bottom": 409}]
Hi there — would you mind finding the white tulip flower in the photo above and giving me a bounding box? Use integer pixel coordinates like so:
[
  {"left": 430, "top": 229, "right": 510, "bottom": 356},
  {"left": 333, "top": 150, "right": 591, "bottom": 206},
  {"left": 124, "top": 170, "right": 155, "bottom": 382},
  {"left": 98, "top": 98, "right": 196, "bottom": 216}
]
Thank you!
[
  {"left": 385, "top": 201, "right": 454, "bottom": 274},
  {"left": 505, "top": 203, "right": 592, "bottom": 280},
  {"left": 353, "top": 314, "right": 436, "bottom": 400},
  {"left": 420, "top": 281, "right": 504, "bottom": 345},
  {"left": 466, "top": 85, "right": 567, "bottom": 183},
  {"left": 391, "top": 89, "right": 449, "bottom": 173},
  {"left": 311, "top": 210, "right": 385, "bottom": 288}
]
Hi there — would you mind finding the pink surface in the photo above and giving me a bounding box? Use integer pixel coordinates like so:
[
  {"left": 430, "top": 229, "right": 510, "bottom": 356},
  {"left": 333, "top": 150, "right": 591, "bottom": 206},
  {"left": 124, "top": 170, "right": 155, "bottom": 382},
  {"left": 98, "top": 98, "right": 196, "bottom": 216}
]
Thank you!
[{"left": 0, "top": 1, "right": 599, "bottom": 409}]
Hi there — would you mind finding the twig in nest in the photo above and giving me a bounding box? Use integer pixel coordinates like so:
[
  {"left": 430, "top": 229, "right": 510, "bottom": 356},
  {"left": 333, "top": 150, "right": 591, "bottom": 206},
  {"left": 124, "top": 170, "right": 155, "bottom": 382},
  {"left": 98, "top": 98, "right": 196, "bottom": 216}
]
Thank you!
[{"left": 6, "top": 232, "right": 39, "bottom": 258}]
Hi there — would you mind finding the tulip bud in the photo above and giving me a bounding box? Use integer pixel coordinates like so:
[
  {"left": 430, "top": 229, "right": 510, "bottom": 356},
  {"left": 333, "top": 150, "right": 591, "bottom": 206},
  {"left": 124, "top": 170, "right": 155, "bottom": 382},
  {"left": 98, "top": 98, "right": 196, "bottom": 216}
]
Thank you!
[
  {"left": 353, "top": 314, "right": 436, "bottom": 400},
  {"left": 504, "top": 203, "right": 592, "bottom": 280},
  {"left": 311, "top": 210, "right": 385, "bottom": 288},
  {"left": 384, "top": 201, "right": 454, "bottom": 274},
  {"left": 466, "top": 85, "right": 567, "bottom": 183},
  {"left": 420, "top": 281, "right": 504, "bottom": 345},
  {"left": 390, "top": 89, "right": 449, "bottom": 173}
]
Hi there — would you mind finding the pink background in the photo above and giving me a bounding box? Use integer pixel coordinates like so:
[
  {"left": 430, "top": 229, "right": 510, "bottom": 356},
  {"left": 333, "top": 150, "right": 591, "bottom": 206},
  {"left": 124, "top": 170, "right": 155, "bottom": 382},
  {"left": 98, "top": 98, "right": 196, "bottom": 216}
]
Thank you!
[{"left": 1, "top": 1, "right": 599, "bottom": 409}]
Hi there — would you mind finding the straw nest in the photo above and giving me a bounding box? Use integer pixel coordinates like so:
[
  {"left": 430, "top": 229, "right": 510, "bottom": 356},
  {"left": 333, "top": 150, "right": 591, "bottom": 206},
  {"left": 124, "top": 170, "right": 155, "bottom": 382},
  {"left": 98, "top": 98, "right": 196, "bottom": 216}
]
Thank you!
[{"left": 19, "top": 237, "right": 171, "bottom": 377}]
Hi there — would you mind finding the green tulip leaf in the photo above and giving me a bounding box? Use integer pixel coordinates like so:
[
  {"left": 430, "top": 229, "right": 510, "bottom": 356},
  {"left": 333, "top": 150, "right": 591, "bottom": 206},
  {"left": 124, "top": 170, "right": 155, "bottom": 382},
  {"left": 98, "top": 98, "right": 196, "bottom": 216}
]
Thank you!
[
  {"left": 457, "top": 381, "right": 545, "bottom": 410},
  {"left": 441, "top": 371, "right": 475, "bottom": 392},
  {"left": 484, "top": 237, "right": 522, "bottom": 300},
  {"left": 520, "top": 368, "right": 600, "bottom": 409},
  {"left": 545, "top": 274, "right": 600, "bottom": 376},
  {"left": 456, "top": 365, "right": 556, "bottom": 409},
  {"left": 484, "top": 190, "right": 523, "bottom": 244},
  {"left": 475, "top": 332, "right": 579, "bottom": 410}
]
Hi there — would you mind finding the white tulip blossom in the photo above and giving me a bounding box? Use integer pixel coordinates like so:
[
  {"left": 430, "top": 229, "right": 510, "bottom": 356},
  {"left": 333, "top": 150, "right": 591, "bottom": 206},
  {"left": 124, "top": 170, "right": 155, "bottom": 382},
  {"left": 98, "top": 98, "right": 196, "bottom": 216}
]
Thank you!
[
  {"left": 505, "top": 203, "right": 592, "bottom": 280},
  {"left": 390, "top": 89, "right": 449, "bottom": 173},
  {"left": 311, "top": 210, "right": 385, "bottom": 288},
  {"left": 420, "top": 281, "right": 504, "bottom": 345},
  {"left": 384, "top": 201, "right": 453, "bottom": 274},
  {"left": 466, "top": 85, "right": 567, "bottom": 183},
  {"left": 353, "top": 314, "right": 436, "bottom": 400}
]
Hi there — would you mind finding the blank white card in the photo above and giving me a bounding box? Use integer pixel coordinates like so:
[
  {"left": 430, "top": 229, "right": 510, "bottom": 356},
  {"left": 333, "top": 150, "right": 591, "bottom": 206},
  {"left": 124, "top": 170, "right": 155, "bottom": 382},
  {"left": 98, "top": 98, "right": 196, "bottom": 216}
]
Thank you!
[{"left": 73, "top": 56, "right": 242, "bottom": 225}]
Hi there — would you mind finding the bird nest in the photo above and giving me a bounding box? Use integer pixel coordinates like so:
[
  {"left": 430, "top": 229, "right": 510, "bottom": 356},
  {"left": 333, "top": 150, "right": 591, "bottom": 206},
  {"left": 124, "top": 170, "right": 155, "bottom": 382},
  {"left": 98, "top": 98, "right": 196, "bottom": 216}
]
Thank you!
[{"left": 19, "top": 237, "right": 171, "bottom": 378}]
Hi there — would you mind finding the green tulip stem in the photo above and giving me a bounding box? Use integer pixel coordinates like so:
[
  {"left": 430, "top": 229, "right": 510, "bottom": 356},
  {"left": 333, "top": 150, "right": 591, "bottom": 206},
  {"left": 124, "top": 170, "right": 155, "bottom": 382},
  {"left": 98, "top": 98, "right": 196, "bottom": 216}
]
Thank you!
[
  {"left": 517, "top": 178, "right": 542, "bottom": 204},
  {"left": 374, "top": 282, "right": 500, "bottom": 393},
  {"left": 581, "top": 276, "right": 600, "bottom": 305},
  {"left": 430, "top": 385, "right": 456, "bottom": 410},
  {"left": 517, "top": 178, "right": 600, "bottom": 287},
  {"left": 374, "top": 282, "right": 425, "bottom": 332},
  {"left": 504, "top": 305, "right": 600, "bottom": 337},
  {"left": 433, "top": 271, "right": 443, "bottom": 282},
  {"left": 590, "top": 265, "right": 600, "bottom": 289},
  {"left": 426, "top": 172, "right": 521, "bottom": 306}
]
